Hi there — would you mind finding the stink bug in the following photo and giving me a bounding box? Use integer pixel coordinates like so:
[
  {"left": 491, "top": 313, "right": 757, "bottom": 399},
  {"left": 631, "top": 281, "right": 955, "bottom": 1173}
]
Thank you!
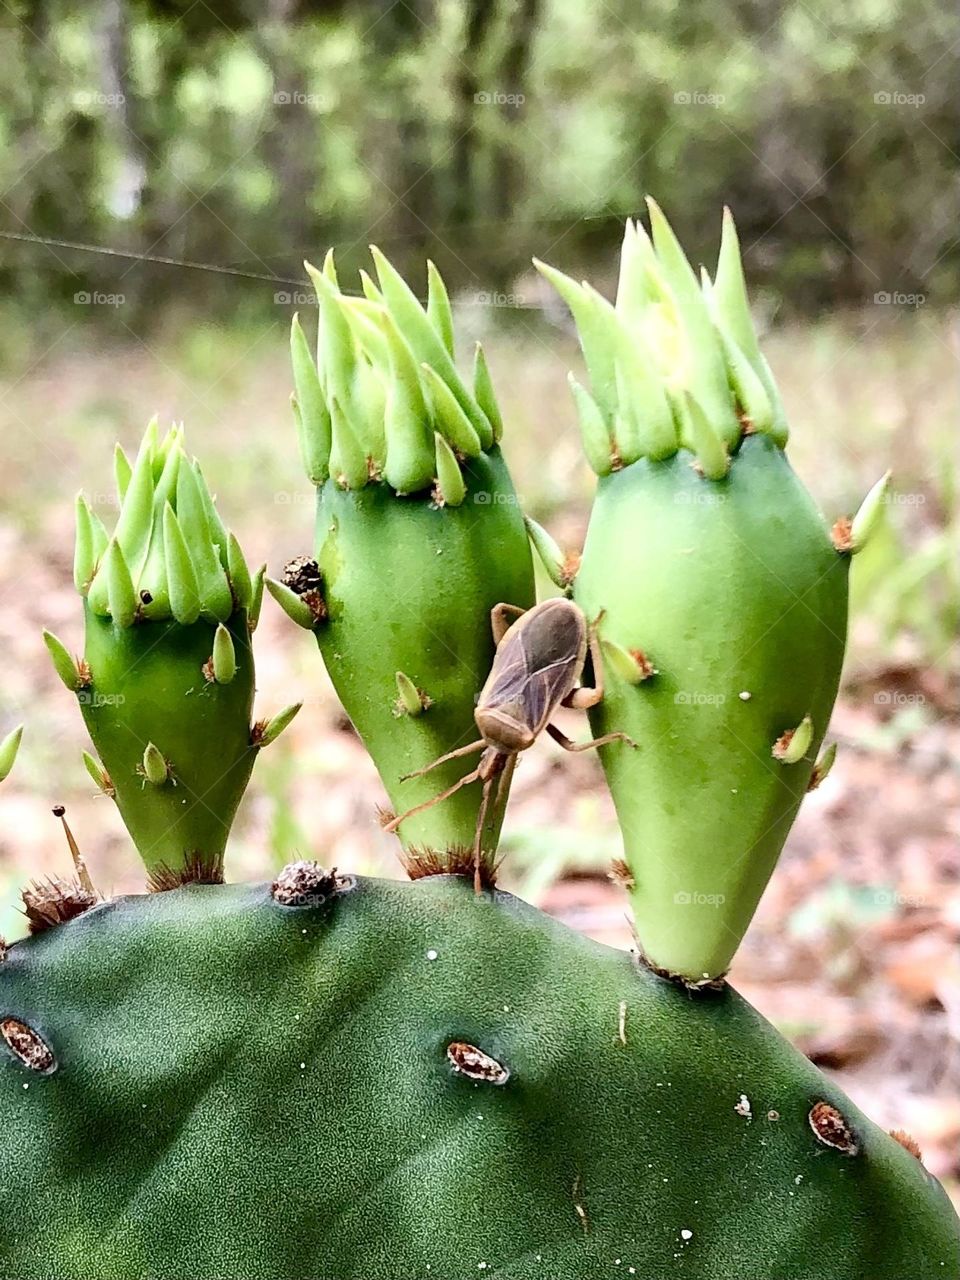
[{"left": 384, "top": 598, "right": 635, "bottom": 891}]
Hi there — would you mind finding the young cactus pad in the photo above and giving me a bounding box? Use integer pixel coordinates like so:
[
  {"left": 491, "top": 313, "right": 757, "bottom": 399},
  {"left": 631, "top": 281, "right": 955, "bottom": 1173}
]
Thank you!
[
  {"left": 540, "top": 206, "right": 852, "bottom": 982},
  {"left": 0, "top": 874, "right": 956, "bottom": 1279},
  {"left": 286, "top": 252, "right": 534, "bottom": 868},
  {"left": 48, "top": 423, "right": 266, "bottom": 882}
]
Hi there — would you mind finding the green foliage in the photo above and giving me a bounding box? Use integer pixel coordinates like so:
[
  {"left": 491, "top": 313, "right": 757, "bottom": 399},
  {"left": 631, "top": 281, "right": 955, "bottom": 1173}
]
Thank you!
[{"left": 0, "top": 875, "right": 956, "bottom": 1279}]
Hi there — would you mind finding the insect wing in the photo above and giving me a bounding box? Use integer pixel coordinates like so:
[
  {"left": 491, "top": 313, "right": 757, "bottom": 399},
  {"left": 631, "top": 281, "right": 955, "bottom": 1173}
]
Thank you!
[{"left": 483, "top": 602, "right": 583, "bottom": 734}]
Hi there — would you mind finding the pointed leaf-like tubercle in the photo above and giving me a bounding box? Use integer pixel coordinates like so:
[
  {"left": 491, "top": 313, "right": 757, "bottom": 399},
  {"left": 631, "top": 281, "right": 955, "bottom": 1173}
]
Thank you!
[
  {"left": 175, "top": 461, "right": 233, "bottom": 622},
  {"left": 104, "top": 539, "right": 138, "bottom": 628},
  {"left": 603, "top": 291, "right": 676, "bottom": 461},
  {"left": 151, "top": 431, "right": 182, "bottom": 515},
  {"left": 256, "top": 701, "right": 302, "bottom": 748},
  {"left": 305, "top": 264, "right": 355, "bottom": 408},
  {"left": 850, "top": 471, "right": 892, "bottom": 553},
  {"left": 433, "top": 433, "right": 467, "bottom": 507},
  {"left": 773, "top": 714, "right": 814, "bottom": 764},
  {"left": 568, "top": 374, "right": 615, "bottom": 476},
  {"left": 226, "top": 532, "right": 252, "bottom": 611},
  {"left": 716, "top": 324, "right": 774, "bottom": 436},
  {"left": 113, "top": 443, "right": 132, "bottom": 502},
  {"left": 359, "top": 269, "right": 381, "bottom": 304},
  {"left": 473, "top": 344, "right": 503, "bottom": 443},
  {"left": 0, "top": 724, "right": 22, "bottom": 783},
  {"left": 191, "top": 460, "right": 230, "bottom": 568},
  {"left": 808, "top": 741, "right": 838, "bottom": 791},
  {"left": 328, "top": 398, "right": 369, "bottom": 490},
  {"left": 113, "top": 431, "right": 156, "bottom": 570},
  {"left": 395, "top": 671, "right": 426, "bottom": 717},
  {"left": 291, "top": 314, "right": 331, "bottom": 485},
  {"left": 420, "top": 364, "right": 483, "bottom": 458},
  {"left": 426, "top": 260, "right": 455, "bottom": 357},
  {"left": 681, "top": 393, "right": 729, "bottom": 480},
  {"left": 524, "top": 515, "right": 568, "bottom": 588},
  {"left": 534, "top": 259, "right": 618, "bottom": 422},
  {"left": 210, "top": 623, "right": 237, "bottom": 685},
  {"left": 43, "top": 630, "right": 85, "bottom": 692},
  {"left": 379, "top": 312, "right": 434, "bottom": 494},
  {"left": 162, "top": 505, "right": 201, "bottom": 625},
  {"left": 601, "top": 637, "right": 656, "bottom": 684},
  {"left": 248, "top": 565, "right": 266, "bottom": 633},
  {"left": 73, "top": 494, "right": 97, "bottom": 594},
  {"left": 713, "top": 206, "right": 763, "bottom": 367},
  {"left": 371, "top": 245, "right": 492, "bottom": 447},
  {"left": 81, "top": 750, "right": 114, "bottom": 797},
  {"left": 265, "top": 577, "right": 318, "bottom": 631},
  {"left": 615, "top": 218, "right": 656, "bottom": 328},
  {"left": 141, "top": 742, "right": 170, "bottom": 786}
]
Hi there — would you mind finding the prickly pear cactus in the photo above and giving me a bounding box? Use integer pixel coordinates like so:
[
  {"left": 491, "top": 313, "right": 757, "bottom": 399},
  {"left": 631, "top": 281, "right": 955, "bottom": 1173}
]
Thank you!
[
  {"left": 538, "top": 205, "right": 882, "bottom": 983},
  {"left": 277, "top": 251, "right": 534, "bottom": 871},
  {"left": 44, "top": 422, "right": 296, "bottom": 883},
  {"left": 0, "top": 873, "right": 957, "bottom": 1280}
]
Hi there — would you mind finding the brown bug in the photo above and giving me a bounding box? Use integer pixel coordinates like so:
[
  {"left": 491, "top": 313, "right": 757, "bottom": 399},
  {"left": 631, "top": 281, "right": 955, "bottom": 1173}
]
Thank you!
[{"left": 384, "top": 598, "right": 634, "bottom": 891}]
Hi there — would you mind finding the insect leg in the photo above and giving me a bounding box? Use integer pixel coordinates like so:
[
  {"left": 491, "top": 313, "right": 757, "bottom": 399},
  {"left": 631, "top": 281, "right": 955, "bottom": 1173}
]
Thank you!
[
  {"left": 382, "top": 766, "right": 483, "bottom": 834},
  {"left": 545, "top": 722, "right": 636, "bottom": 753},
  {"left": 472, "top": 773, "right": 498, "bottom": 895},
  {"left": 399, "top": 739, "right": 485, "bottom": 782},
  {"left": 490, "top": 601, "right": 527, "bottom": 645},
  {"left": 563, "top": 610, "right": 607, "bottom": 710}
]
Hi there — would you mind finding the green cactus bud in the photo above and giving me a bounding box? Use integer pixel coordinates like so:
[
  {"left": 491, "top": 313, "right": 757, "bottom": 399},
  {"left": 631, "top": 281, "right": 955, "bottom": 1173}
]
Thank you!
[
  {"left": 289, "top": 250, "right": 535, "bottom": 867},
  {"left": 290, "top": 313, "right": 331, "bottom": 485},
  {"left": 210, "top": 623, "right": 237, "bottom": 685},
  {"left": 81, "top": 749, "right": 113, "bottom": 797},
  {"left": 254, "top": 701, "right": 302, "bottom": 748},
  {"left": 0, "top": 724, "right": 22, "bottom": 783},
  {"left": 394, "top": 670, "right": 429, "bottom": 717},
  {"left": 472, "top": 343, "right": 503, "bottom": 443},
  {"left": 0, "top": 876, "right": 955, "bottom": 1279},
  {"left": 432, "top": 434, "right": 466, "bottom": 508},
  {"left": 426, "top": 260, "right": 455, "bottom": 356},
  {"left": 849, "top": 471, "right": 892, "bottom": 553},
  {"left": 265, "top": 576, "right": 319, "bottom": 630},
  {"left": 808, "top": 740, "right": 838, "bottom": 791},
  {"left": 141, "top": 741, "right": 170, "bottom": 786},
  {"left": 523, "top": 515, "right": 569, "bottom": 588},
  {"left": 43, "top": 630, "right": 87, "bottom": 692},
  {"left": 60, "top": 422, "right": 261, "bottom": 881},
  {"left": 553, "top": 209, "right": 850, "bottom": 982}
]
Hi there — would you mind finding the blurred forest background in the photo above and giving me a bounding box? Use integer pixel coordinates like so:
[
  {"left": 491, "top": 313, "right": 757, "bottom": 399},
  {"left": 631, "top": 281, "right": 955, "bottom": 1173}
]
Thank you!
[{"left": 0, "top": 0, "right": 958, "bottom": 1204}]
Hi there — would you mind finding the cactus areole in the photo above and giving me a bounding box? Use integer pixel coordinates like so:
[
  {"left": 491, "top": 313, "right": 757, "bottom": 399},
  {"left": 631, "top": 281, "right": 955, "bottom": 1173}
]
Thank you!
[{"left": 0, "top": 875, "right": 957, "bottom": 1280}]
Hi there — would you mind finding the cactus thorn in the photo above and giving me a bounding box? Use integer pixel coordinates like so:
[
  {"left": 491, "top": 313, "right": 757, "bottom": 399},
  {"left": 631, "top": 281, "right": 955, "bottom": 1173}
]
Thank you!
[
  {"left": 0, "top": 724, "right": 23, "bottom": 783},
  {"left": 394, "top": 671, "right": 432, "bottom": 717},
  {"left": 81, "top": 750, "right": 114, "bottom": 798},
  {"left": 807, "top": 741, "right": 837, "bottom": 791},
  {"left": 141, "top": 742, "right": 171, "bottom": 786},
  {"left": 43, "top": 630, "right": 90, "bottom": 692},
  {"left": 52, "top": 804, "right": 96, "bottom": 897},
  {"left": 252, "top": 702, "right": 302, "bottom": 748},
  {"left": 772, "top": 714, "right": 813, "bottom": 764}
]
